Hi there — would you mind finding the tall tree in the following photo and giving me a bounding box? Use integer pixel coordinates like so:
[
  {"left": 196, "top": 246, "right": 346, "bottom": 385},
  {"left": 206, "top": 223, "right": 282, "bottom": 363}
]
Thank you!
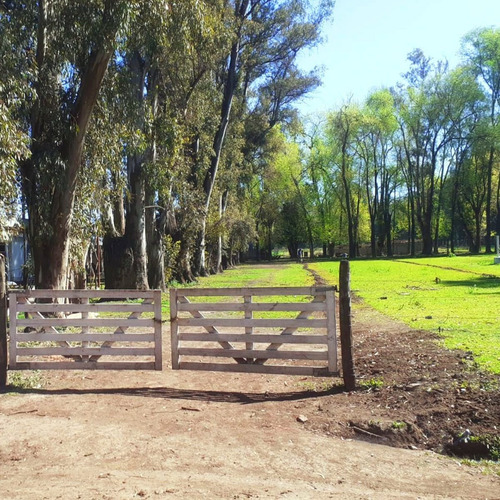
[
  {"left": 355, "top": 89, "right": 398, "bottom": 256},
  {"left": 327, "top": 104, "right": 364, "bottom": 258},
  {"left": 194, "top": 0, "right": 333, "bottom": 275},
  {"left": 7, "top": 0, "right": 129, "bottom": 289},
  {"left": 462, "top": 28, "right": 500, "bottom": 253}
]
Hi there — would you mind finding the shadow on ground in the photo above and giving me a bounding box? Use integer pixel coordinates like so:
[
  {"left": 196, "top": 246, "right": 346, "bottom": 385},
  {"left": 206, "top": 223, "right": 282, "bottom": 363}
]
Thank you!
[{"left": 6, "top": 384, "right": 346, "bottom": 404}]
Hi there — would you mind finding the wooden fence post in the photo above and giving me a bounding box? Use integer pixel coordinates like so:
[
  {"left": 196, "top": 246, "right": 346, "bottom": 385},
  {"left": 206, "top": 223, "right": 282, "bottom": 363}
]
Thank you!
[
  {"left": 0, "top": 254, "right": 7, "bottom": 390},
  {"left": 339, "top": 260, "right": 356, "bottom": 391}
]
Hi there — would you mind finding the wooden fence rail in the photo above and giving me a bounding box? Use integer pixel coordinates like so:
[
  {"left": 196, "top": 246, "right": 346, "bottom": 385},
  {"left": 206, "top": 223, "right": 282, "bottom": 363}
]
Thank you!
[
  {"left": 8, "top": 289, "right": 162, "bottom": 371},
  {"left": 170, "top": 286, "right": 338, "bottom": 377}
]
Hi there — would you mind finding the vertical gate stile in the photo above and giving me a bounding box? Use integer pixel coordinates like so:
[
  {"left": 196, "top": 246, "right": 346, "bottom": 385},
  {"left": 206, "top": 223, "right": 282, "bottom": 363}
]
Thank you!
[
  {"left": 8, "top": 293, "right": 17, "bottom": 369},
  {"left": 81, "top": 296, "right": 89, "bottom": 362},
  {"left": 244, "top": 294, "right": 253, "bottom": 364},
  {"left": 169, "top": 288, "right": 179, "bottom": 369},
  {"left": 325, "top": 289, "right": 337, "bottom": 373},
  {"left": 154, "top": 290, "right": 163, "bottom": 370}
]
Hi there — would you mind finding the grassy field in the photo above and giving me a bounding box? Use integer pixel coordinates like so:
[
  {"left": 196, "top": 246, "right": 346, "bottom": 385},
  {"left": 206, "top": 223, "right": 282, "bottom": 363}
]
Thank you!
[
  {"left": 310, "top": 255, "right": 500, "bottom": 374},
  {"left": 165, "top": 262, "right": 314, "bottom": 318}
]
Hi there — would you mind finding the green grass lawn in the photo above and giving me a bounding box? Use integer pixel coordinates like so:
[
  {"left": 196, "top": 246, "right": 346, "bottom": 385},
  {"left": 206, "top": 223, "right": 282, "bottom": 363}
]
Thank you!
[
  {"left": 310, "top": 255, "right": 500, "bottom": 374},
  {"left": 164, "top": 262, "right": 314, "bottom": 318}
]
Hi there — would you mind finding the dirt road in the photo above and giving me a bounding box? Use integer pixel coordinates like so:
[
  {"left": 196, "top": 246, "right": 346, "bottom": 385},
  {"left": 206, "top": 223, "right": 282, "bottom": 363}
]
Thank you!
[{"left": 1, "top": 335, "right": 499, "bottom": 499}]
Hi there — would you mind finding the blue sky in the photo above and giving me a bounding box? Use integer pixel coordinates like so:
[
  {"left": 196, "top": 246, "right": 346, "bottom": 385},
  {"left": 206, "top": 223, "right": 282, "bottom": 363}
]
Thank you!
[{"left": 297, "top": 0, "right": 500, "bottom": 115}]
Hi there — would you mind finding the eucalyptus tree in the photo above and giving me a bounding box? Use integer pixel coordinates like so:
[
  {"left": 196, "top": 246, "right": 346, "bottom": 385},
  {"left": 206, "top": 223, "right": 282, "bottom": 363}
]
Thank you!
[
  {"left": 0, "top": 27, "right": 30, "bottom": 234},
  {"left": 2, "top": 0, "right": 130, "bottom": 289},
  {"left": 462, "top": 28, "right": 500, "bottom": 252},
  {"left": 98, "top": 1, "right": 228, "bottom": 288},
  {"left": 355, "top": 89, "right": 398, "bottom": 256},
  {"left": 194, "top": 0, "right": 334, "bottom": 275}
]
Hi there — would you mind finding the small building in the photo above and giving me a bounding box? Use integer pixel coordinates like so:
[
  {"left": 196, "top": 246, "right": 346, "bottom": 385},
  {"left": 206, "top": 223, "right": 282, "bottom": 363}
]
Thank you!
[{"left": 0, "top": 218, "right": 27, "bottom": 284}]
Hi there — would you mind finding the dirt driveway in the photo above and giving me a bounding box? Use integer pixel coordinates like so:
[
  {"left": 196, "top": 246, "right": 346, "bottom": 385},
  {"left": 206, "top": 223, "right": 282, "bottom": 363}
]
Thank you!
[{"left": 1, "top": 297, "right": 499, "bottom": 499}]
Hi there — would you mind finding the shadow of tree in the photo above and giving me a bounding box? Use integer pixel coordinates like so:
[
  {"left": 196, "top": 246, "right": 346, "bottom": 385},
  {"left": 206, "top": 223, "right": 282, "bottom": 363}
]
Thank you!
[
  {"left": 6, "top": 384, "right": 346, "bottom": 404},
  {"left": 440, "top": 276, "right": 500, "bottom": 290}
]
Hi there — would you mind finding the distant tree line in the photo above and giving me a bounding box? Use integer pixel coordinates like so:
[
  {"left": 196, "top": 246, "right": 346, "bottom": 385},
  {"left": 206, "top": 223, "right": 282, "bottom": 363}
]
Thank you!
[{"left": 278, "top": 29, "right": 500, "bottom": 260}]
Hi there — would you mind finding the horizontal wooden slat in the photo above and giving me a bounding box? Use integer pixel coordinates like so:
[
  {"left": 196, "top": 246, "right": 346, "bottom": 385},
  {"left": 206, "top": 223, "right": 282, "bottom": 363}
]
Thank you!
[
  {"left": 12, "top": 289, "right": 159, "bottom": 299},
  {"left": 178, "top": 333, "right": 328, "bottom": 344},
  {"left": 174, "top": 286, "right": 334, "bottom": 297},
  {"left": 9, "top": 361, "right": 157, "bottom": 371},
  {"left": 178, "top": 362, "right": 337, "bottom": 377},
  {"left": 16, "top": 347, "right": 155, "bottom": 356},
  {"left": 16, "top": 318, "right": 154, "bottom": 328},
  {"left": 15, "top": 333, "right": 155, "bottom": 342},
  {"left": 178, "top": 348, "right": 328, "bottom": 360},
  {"left": 17, "top": 303, "right": 155, "bottom": 313},
  {"left": 177, "top": 302, "right": 326, "bottom": 312},
  {"left": 177, "top": 318, "right": 326, "bottom": 328}
]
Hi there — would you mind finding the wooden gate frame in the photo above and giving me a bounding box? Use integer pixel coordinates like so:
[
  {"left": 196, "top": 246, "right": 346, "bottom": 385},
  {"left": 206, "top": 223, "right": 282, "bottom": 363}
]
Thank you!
[
  {"left": 8, "top": 289, "right": 162, "bottom": 371},
  {"left": 170, "top": 286, "right": 338, "bottom": 377}
]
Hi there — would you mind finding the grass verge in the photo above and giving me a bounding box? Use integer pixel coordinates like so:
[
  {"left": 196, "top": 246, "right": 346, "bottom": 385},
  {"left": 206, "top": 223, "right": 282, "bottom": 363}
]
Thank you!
[{"left": 310, "top": 256, "right": 500, "bottom": 374}]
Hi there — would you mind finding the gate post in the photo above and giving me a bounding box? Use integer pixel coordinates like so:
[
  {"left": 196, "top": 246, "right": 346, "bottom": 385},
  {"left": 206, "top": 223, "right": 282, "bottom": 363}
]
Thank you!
[
  {"left": 339, "top": 260, "right": 356, "bottom": 391},
  {"left": 0, "top": 254, "right": 7, "bottom": 390},
  {"left": 169, "top": 288, "right": 179, "bottom": 369}
]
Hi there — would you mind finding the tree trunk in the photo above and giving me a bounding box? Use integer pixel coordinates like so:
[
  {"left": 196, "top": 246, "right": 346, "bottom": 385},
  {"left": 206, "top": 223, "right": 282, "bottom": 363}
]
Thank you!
[
  {"left": 421, "top": 216, "right": 433, "bottom": 256},
  {"left": 176, "top": 239, "right": 195, "bottom": 283},
  {"left": 146, "top": 201, "right": 166, "bottom": 291},
  {"left": 216, "top": 191, "right": 228, "bottom": 274},
  {"left": 194, "top": 1, "right": 250, "bottom": 276},
  {"left": 485, "top": 147, "right": 494, "bottom": 253},
  {"left": 123, "top": 155, "right": 149, "bottom": 289},
  {"left": 22, "top": 1, "right": 125, "bottom": 289}
]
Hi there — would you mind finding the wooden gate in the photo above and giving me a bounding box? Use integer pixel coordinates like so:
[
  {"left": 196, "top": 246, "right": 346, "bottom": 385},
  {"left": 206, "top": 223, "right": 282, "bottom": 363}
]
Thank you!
[
  {"left": 9, "top": 289, "right": 162, "bottom": 371},
  {"left": 170, "top": 286, "right": 337, "bottom": 376}
]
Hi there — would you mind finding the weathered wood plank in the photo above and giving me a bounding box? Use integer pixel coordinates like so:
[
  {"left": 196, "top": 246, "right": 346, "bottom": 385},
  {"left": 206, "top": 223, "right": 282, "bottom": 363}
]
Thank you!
[
  {"left": 254, "top": 295, "right": 327, "bottom": 365},
  {"left": 88, "top": 299, "right": 153, "bottom": 362},
  {"left": 177, "top": 348, "right": 328, "bottom": 360},
  {"left": 11, "top": 361, "right": 157, "bottom": 371},
  {"left": 16, "top": 318, "right": 154, "bottom": 328},
  {"left": 177, "top": 295, "right": 246, "bottom": 364},
  {"left": 15, "top": 290, "right": 157, "bottom": 299},
  {"left": 325, "top": 289, "right": 338, "bottom": 373},
  {"left": 244, "top": 295, "right": 253, "bottom": 362},
  {"left": 17, "top": 303, "right": 155, "bottom": 313},
  {"left": 178, "top": 333, "right": 328, "bottom": 344},
  {"left": 81, "top": 297, "right": 90, "bottom": 362},
  {"left": 170, "top": 288, "right": 180, "bottom": 369},
  {"left": 8, "top": 293, "right": 18, "bottom": 369},
  {"left": 176, "top": 286, "right": 334, "bottom": 297},
  {"left": 153, "top": 290, "right": 163, "bottom": 370},
  {"left": 9, "top": 290, "right": 162, "bottom": 371},
  {"left": 176, "top": 318, "right": 327, "bottom": 328},
  {"left": 179, "top": 362, "right": 337, "bottom": 377},
  {"left": 16, "top": 333, "right": 155, "bottom": 342},
  {"left": 177, "top": 302, "right": 326, "bottom": 312},
  {"left": 17, "top": 347, "right": 155, "bottom": 356}
]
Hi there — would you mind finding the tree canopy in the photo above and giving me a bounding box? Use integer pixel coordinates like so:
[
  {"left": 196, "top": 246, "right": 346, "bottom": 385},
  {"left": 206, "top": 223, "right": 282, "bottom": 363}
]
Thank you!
[{"left": 1, "top": 5, "right": 500, "bottom": 289}]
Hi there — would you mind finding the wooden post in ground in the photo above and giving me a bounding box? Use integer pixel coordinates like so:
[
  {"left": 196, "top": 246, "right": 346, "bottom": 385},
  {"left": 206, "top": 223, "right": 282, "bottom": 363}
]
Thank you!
[
  {"left": 0, "top": 254, "right": 7, "bottom": 390},
  {"left": 339, "top": 260, "right": 355, "bottom": 391}
]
